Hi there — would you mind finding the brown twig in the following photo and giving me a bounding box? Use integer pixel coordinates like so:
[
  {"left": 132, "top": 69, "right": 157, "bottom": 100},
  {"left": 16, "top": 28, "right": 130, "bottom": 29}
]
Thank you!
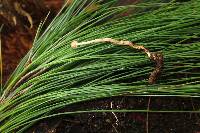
[
  {"left": 8, "top": 84, "right": 33, "bottom": 100},
  {"left": 13, "top": 67, "right": 46, "bottom": 89},
  {"left": 71, "top": 38, "right": 163, "bottom": 84},
  {"left": 0, "top": 67, "right": 46, "bottom": 103}
]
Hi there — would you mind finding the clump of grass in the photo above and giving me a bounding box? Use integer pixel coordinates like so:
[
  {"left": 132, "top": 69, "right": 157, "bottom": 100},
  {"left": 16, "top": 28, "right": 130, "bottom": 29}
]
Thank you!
[{"left": 0, "top": 0, "right": 200, "bottom": 132}]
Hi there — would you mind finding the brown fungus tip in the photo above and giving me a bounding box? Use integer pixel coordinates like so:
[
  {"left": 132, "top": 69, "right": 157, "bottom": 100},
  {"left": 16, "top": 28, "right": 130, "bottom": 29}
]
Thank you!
[{"left": 148, "top": 52, "right": 164, "bottom": 84}]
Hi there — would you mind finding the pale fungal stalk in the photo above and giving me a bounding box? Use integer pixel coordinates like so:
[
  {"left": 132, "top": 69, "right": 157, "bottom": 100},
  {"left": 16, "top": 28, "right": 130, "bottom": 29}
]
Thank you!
[
  {"left": 71, "top": 38, "right": 151, "bottom": 57},
  {"left": 71, "top": 38, "right": 163, "bottom": 84}
]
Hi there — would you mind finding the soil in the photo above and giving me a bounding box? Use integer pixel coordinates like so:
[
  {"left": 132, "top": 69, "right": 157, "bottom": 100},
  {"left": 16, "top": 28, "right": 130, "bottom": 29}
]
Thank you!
[
  {"left": 1, "top": 0, "right": 200, "bottom": 133},
  {"left": 26, "top": 96, "right": 200, "bottom": 133}
]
